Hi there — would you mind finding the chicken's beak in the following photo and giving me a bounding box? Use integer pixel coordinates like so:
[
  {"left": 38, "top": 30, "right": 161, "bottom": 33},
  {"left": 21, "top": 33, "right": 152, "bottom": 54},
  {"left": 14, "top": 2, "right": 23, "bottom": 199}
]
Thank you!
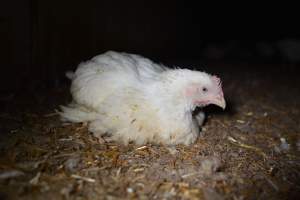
[{"left": 211, "top": 96, "right": 226, "bottom": 110}]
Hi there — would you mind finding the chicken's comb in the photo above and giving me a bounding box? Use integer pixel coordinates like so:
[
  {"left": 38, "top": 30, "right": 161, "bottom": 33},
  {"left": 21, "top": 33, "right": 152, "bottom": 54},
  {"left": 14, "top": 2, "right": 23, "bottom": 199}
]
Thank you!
[
  {"left": 212, "top": 75, "right": 223, "bottom": 97},
  {"left": 212, "top": 75, "right": 221, "bottom": 86}
]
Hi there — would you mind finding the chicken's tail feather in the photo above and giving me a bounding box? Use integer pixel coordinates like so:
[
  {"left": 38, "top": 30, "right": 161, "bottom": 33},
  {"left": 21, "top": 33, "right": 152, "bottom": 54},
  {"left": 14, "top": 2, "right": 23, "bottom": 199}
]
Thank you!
[{"left": 59, "top": 104, "right": 98, "bottom": 123}]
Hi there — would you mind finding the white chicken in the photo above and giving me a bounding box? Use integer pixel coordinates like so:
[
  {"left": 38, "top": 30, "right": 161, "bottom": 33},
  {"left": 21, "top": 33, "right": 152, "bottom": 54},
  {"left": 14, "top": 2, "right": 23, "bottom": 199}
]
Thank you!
[{"left": 60, "top": 51, "right": 225, "bottom": 145}]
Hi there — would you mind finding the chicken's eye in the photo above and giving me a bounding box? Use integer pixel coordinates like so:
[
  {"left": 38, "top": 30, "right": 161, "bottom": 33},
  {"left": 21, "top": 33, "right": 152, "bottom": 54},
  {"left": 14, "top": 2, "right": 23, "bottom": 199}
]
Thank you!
[{"left": 202, "top": 87, "right": 208, "bottom": 92}]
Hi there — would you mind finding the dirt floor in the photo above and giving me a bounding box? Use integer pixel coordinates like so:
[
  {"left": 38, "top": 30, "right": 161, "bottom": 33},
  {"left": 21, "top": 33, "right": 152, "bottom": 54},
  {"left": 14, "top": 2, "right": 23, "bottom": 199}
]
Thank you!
[{"left": 0, "top": 65, "right": 299, "bottom": 200}]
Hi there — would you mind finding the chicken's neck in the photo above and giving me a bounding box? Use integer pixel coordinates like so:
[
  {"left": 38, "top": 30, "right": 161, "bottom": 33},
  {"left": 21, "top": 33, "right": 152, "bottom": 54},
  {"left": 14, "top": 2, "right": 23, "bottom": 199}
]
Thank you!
[{"left": 146, "top": 81, "right": 194, "bottom": 126}]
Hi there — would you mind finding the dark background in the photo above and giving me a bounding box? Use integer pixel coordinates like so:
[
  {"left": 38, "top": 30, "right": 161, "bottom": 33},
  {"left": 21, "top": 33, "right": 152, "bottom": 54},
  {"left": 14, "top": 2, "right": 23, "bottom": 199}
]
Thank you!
[{"left": 1, "top": 1, "right": 299, "bottom": 91}]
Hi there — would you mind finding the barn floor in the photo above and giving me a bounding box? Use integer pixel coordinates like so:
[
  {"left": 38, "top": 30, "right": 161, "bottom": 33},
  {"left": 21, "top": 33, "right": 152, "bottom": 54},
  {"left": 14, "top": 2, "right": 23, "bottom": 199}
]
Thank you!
[{"left": 0, "top": 64, "right": 299, "bottom": 200}]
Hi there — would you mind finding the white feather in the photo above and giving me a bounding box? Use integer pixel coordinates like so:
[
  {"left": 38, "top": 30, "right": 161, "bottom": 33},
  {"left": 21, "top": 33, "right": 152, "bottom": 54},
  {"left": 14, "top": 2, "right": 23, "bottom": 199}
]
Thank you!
[{"left": 60, "top": 51, "right": 219, "bottom": 145}]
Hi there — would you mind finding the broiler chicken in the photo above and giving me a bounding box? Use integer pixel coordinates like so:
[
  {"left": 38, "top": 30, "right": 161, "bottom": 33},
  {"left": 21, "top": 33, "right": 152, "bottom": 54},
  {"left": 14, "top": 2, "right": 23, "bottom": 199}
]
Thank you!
[{"left": 60, "top": 51, "right": 225, "bottom": 145}]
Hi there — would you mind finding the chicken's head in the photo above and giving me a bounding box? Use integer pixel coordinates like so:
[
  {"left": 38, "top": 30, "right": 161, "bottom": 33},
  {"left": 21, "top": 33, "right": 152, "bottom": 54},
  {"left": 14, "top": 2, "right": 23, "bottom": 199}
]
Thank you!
[{"left": 182, "top": 71, "right": 226, "bottom": 110}]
